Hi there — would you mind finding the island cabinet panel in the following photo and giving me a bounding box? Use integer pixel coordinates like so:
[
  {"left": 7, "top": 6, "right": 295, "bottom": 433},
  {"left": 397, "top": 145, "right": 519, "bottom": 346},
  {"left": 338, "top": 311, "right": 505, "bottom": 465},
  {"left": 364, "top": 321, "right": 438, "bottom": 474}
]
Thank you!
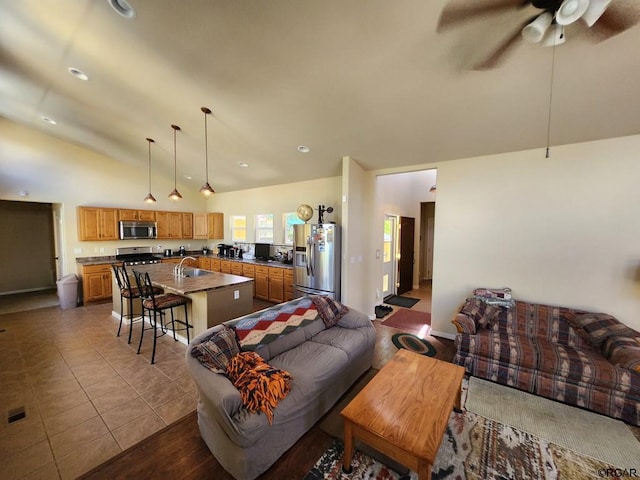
[
  {"left": 78, "top": 207, "right": 119, "bottom": 241},
  {"left": 208, "top": 212, "right": 224, "bottom": 239},
  {"left": 118, "top": 209, "right": 156, "bottom": 221},
  {"left": 231, "top": 262, "right": 243, "bottom": 276},
  {"left": 254, "top": 265, "right": 269, "bottom": 301},
  {"left": 268, "top": 267, "right": 285, "bottom": 304},
  {"left": 210, "top": 258, "right": 221, "bottom": 272},
  {"left": 284, "top": 269, "right": 294, "bottom": 302},
  {"left": 193, "top": 213, "right": 208, "bottom": 239},
  {"left": 82, "top": 263, "right": 114, "bottom": 303},
  {"left": 220, "top": 260, "right": 231, "bottom": 274}
]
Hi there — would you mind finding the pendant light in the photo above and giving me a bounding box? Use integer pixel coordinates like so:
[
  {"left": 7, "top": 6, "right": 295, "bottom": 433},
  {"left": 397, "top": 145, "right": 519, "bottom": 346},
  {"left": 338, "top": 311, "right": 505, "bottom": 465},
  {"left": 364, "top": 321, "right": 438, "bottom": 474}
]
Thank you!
[
  {"left": 143, "top": 137, "right": 157, "bottom": 204},
  {"left": 199, "top": 107, "right": 215, "bottom": 197},
  {"left": 168, "top": 124, "right": 183, "bottom": 201}
]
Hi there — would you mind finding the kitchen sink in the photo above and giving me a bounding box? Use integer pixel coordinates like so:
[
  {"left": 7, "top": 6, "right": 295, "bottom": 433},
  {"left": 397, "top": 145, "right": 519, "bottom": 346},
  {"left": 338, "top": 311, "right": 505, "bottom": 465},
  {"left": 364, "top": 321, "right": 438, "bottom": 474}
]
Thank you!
[{"left": 182, "top": 268, "right": 213, "bottom": 278}]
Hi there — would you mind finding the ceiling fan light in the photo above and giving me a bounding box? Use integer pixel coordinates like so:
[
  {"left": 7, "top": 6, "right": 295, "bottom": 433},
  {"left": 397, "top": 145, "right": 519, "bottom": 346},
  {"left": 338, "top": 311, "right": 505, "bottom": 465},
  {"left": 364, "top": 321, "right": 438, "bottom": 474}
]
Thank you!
[
  {"left": 556, "top": 0, "right": 590, "bottom": 26},
  {"left": 542, "top": 24, "right": 566, "bottom": 47},
  {"left": 581, "top": 0, "right": 611, "bottom": 27},
  {"left": 522, "top": 12, "right": 553, "bottom": 43}
]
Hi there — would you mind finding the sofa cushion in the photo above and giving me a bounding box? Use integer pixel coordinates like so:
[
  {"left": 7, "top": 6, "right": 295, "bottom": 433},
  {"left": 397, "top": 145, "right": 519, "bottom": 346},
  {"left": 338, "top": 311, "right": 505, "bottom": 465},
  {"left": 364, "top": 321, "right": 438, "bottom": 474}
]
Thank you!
[
  {"left": 602, "top": 336, "right": 640, "bottom": 374},
  {"left": 460, "top": 297, "right": 503, "bottom": 329},
  {"left": 190, "top": 325, "right": 239, "bottom": 373},
  {"left": 310, "top": 295, "right": 349, "bottom": 327},
  {"left": 569, "top": 313, "right": 637, "bottom": 348},
  {"left": 309, "top": 326, "right": 374, "bottom": 363},
  {"left": 459, "top": 330, "right": 538, "bottom": 372}
]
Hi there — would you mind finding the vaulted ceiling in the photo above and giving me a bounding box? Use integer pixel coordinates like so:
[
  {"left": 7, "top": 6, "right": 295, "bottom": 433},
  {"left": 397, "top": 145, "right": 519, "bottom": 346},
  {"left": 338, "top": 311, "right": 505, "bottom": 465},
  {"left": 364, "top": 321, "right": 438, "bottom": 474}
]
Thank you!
[{"left": 2, "top": 0, "right": 639, "bottom": 193}]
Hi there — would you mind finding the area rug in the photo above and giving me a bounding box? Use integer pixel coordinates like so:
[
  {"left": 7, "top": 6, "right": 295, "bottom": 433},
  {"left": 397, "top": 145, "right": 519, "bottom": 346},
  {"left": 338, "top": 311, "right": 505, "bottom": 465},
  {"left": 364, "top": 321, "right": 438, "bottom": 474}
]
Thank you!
[
  {"left": 306, "top": 409, "right": 618, "bottom": 480},
  {"left": 466, "top": 376, "right": 640, "bottom": 468},
  {"left": 391, "top": 333, "right": 436, "bottom": 357},
  {"left": 383, "top": 295, "right": 420, "bottom": 308},
  {"left": 381, "top": 308, "right": 430, "bottom": 336}
]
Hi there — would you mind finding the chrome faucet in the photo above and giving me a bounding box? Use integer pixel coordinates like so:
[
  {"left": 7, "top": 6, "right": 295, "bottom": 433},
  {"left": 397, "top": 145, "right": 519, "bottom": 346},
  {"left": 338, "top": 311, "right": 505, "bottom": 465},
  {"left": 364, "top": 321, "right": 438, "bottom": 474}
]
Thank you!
[{"left": 174, "top": 256, "right": 197, "bottom": 277}]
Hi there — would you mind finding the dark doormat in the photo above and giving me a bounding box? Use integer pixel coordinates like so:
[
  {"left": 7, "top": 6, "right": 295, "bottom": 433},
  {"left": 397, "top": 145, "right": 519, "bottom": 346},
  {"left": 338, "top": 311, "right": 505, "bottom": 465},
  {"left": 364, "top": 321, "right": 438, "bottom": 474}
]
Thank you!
[{"left": 383, "top": 295, "right": 420, "bottom": 308}]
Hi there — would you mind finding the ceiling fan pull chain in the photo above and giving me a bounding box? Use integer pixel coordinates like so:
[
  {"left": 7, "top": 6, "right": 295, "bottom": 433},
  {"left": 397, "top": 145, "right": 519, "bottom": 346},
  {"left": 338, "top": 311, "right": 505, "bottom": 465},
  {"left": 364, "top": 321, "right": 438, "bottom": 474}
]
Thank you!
[{"left": 545, "top": 40, "right": 557, "bottom": 159}]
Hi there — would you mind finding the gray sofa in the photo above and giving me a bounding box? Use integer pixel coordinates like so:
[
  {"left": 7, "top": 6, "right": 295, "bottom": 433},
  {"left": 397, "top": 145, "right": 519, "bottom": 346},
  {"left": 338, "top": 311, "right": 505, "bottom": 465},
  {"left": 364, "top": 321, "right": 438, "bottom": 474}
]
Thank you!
[{"left": 185, "top": 296, "right": 376, "bottom": 480}]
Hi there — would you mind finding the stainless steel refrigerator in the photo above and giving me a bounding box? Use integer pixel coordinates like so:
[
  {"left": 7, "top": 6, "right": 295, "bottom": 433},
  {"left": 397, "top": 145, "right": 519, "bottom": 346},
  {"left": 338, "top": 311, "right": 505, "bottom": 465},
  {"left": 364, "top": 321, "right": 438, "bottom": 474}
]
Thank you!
[{"left": 293, "top": 223, "right": 341, "bottom": 300}]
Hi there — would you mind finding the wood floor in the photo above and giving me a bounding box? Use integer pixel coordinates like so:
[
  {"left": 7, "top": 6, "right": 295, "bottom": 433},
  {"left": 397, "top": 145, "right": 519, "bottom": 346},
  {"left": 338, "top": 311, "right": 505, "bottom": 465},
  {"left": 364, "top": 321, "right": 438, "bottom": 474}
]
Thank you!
[{"left": 79, "top": 284, "right": 455, "bottom": 480}]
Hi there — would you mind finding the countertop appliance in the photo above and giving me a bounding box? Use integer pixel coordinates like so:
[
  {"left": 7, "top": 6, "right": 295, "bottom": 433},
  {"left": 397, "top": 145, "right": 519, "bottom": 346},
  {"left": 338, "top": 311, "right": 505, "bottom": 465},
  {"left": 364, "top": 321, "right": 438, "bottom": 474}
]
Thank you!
[
  {"left": 116, "top": 246, "right": 162, "bottom": 266},
  {"left": 119, "top": 221, "right": 157, "bottom": 240},
  {"left": 293, "top": 223, "right": 341, "bottom": 300},
  {"left": 178, "top": 245, "right": 186, "bottom": 256},
  {"left": 164, "top": 249, "right": 173, "bottom": 257}
]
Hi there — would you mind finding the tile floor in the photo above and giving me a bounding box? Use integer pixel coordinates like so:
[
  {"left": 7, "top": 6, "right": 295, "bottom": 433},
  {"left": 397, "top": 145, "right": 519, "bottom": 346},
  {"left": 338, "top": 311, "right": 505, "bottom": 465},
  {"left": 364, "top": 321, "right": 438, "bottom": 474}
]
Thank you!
[{"left": 0, "top": 285, "right": 433, "bottom": 480}]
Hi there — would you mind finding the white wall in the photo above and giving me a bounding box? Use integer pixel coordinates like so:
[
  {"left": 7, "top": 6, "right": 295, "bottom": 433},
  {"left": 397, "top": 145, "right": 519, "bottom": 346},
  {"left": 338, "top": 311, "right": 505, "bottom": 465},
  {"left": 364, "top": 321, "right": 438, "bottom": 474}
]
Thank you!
[
  {"left": 207, "top": 176, "right": 342, "bottom": 246},
  {"left": 371, "top": 135, "right": 640, "bottom": 336}
]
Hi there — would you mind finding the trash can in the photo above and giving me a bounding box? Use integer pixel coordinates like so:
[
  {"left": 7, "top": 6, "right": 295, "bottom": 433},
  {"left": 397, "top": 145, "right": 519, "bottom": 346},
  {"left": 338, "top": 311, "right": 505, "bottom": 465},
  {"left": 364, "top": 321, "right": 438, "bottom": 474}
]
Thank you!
[{"left": 57, "top": 274, "right": 79, "bottom": 309}]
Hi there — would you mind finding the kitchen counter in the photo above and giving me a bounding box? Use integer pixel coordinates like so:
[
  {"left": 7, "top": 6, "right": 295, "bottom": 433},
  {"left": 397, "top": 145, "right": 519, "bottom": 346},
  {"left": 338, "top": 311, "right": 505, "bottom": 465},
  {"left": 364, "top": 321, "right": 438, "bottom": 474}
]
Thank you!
[
  {"left": 78, "top": 252, "right": 293, "bottom": 269},
  {"left": 112, "top": 262, "right": 254, "bottom": 341}
]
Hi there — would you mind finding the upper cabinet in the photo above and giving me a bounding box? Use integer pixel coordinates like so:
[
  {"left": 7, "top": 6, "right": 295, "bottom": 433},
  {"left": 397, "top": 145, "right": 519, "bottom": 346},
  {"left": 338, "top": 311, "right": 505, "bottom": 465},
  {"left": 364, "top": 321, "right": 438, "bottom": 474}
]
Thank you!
[
  {"left": 193, "top": 212, "right": 224, "bottom": 240},
  {"left": 78, "top": 207, "right": 118, "bottom": 241},
  {"left": 118, "top": 209, "right": 156, "bottom": 221},
  {"left": 156, "top": 211, "right": 193, "bottom": 239},
  {"left": 208, "top": 212, "right": 224, "bottom": 239}
]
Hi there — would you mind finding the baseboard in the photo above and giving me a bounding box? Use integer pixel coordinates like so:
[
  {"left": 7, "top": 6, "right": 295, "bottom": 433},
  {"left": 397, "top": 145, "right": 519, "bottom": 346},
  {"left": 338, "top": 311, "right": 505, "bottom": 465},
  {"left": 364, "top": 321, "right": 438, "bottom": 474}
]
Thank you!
[{"left": 430, "top": 329, "right": 456, "bottom": 341}]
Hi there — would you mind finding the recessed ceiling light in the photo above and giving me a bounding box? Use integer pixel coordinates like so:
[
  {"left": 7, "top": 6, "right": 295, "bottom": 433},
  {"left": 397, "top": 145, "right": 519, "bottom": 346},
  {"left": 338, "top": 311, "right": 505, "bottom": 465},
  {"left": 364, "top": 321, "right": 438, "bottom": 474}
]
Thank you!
[
  {"left": 183, "top": 174, "right": 192, "bottom": 180},
  {"left": 238, "top": 162, "right": 249, "bottom": 168},
  {"left": 297, "top": 145, "right": 310, "bottom": 153},
  {"left": 41, "top": 116, "right": 57, "bottom": 125},
  {"left": 68, "top": 67, "right": 89, "bottom": 81},
  {"left": 108, "top": 0, "right": 136, "bottom": 19}
]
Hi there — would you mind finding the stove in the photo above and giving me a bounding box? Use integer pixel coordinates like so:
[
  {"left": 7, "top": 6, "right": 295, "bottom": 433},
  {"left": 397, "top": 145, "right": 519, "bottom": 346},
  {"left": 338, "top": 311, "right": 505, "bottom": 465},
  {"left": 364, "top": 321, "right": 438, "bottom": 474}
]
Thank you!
[{"left": 115, "top": 246, "right": 162, "bottom": 266}]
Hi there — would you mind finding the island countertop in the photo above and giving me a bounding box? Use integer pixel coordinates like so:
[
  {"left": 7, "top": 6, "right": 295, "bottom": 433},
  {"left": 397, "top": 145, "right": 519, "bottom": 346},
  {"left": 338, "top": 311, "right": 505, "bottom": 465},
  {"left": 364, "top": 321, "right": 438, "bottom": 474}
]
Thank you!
[{"left": 129, "top": 262, "right": 252, "bottom": 295}]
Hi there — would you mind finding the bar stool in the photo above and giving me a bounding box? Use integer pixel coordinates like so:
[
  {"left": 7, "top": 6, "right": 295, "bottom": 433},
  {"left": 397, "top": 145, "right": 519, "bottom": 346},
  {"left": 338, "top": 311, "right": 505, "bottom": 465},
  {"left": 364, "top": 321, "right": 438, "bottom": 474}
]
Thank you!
[
  {"left": 112, "top": 263, "right": 162, "bottom": 344},
  {"left": 132, "top": 270, "right": 192, "bottom": 364}
]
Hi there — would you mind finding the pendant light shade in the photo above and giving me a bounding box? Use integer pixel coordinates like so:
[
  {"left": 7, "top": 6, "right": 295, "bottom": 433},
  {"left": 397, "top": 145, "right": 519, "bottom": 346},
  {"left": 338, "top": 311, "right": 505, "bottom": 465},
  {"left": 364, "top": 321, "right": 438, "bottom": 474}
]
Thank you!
[
  {"left": 143, "top": 137, "right": 157, "bottom": 204},
  {"left": 169, "top": 124, "right": 183, "bottom": 201},
  {"left": 200, "top": 107, "right": 215, "bottom": 197}
]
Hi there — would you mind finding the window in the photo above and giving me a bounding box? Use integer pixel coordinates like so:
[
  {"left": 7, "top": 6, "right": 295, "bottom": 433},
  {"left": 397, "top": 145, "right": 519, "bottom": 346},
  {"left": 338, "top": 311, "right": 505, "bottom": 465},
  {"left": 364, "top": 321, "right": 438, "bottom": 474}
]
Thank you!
[
  {"left": 255, "top": 214, "right": 273, "bottom": 243},
  {"left": 283, "top": 212, "right": 304, "bottom": 245},
  {"left": 230, "top": 215, "right": 246, "bottom": 242}
]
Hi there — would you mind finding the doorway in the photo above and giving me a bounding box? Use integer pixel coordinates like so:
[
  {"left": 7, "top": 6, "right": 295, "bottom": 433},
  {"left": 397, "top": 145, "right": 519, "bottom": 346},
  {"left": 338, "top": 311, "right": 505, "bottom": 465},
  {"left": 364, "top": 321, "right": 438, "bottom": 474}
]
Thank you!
[
  {"left": 397, "top": 216, "right": 415, "bottom": 295},
  {"left": 381, "top": 215, "right": 397, "bottom": 299}
]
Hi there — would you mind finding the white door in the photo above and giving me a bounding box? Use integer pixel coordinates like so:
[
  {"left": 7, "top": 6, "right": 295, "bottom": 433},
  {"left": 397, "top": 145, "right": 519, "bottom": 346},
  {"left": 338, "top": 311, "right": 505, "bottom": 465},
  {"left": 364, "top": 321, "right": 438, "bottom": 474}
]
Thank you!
[{"left": 382, "top": 215, "right": 397, "bottom": 300}]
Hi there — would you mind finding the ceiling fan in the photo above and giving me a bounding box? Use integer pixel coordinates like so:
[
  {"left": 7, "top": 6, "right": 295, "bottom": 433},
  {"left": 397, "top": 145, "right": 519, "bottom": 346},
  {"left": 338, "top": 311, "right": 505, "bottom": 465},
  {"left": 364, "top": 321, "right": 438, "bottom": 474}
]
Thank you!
[{"left": 437, "top": 0, "right": 640, "bottom": 69}]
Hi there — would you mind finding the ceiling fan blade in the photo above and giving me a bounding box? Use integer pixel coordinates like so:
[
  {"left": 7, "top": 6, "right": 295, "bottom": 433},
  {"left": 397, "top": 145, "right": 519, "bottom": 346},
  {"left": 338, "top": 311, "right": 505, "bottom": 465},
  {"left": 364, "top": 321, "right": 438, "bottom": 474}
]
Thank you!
[
  {"left": 437, "top": 0, "right": 529, "bottom": 32},
  {"left": 472, "top": 16, "right": 535, "bottom": 70},
  {"left": 587, "top": 2, "right": 640, "bottom": 42}
]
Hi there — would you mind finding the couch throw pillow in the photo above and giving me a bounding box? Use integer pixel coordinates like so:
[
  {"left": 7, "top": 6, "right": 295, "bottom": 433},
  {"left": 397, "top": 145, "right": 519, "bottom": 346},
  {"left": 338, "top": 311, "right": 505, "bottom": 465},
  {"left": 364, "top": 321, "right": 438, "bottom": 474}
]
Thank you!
[
  {"left": 570, "top": 312, "right": 636, "bottom": 348},
  {"left": 602, "top": 336, "right": 640, "bottom": 373},
  {"left": 461, "top": 297, "right": 502, "bottom": 329},
  {"left": 310, "top": 295, "right": 349, "bottom": 327},
  {"left": 473, "top": 287, "right": 515, "bottom": 309},
  {"left": 190, "top": 325, "right": 240, "bottom": 374}
]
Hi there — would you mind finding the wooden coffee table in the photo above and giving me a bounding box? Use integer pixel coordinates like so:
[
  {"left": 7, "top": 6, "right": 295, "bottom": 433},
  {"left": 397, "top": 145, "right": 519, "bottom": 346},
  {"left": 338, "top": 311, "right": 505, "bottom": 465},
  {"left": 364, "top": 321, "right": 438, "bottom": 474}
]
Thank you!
[{"left": 341, "top": 349, "right": 465, "bottom": 480}]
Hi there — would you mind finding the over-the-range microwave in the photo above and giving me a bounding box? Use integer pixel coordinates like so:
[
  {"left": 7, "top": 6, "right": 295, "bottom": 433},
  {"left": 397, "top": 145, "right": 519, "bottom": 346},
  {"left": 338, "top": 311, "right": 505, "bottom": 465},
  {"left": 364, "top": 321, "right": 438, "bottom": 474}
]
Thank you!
[{"left": 119, "top": 221, "right": 157, "bottom": 240}]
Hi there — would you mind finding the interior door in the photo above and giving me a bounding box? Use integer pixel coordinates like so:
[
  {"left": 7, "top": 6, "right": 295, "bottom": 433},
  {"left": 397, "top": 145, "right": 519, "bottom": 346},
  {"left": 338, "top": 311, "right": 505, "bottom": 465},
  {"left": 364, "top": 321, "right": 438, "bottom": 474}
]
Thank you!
[
  {"left": 382, "top": 215, "right": 397, "bottom": 299},
  {"left": 397, "top": 216, "right": 415, "bottom": 295}
]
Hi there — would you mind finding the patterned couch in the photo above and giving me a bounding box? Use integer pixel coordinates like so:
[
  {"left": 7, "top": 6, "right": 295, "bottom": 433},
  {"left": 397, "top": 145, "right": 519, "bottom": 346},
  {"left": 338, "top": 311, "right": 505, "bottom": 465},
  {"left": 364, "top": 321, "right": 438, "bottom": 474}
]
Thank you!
[{"left": 452, "top": 294, "right": 640, "bottom": 426}]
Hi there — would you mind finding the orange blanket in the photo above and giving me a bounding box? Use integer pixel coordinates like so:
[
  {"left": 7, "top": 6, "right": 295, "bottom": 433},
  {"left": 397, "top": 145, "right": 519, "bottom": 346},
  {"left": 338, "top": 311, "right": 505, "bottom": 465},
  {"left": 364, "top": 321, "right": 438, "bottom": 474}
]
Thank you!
[{"left": 225, "top": 351, "right": 293, "bottom": 424}]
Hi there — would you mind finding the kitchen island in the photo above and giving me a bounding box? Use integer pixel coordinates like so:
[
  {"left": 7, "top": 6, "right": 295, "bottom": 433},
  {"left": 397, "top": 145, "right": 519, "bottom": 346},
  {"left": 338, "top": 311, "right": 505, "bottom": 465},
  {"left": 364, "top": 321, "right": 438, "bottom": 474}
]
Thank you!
[{"left": 112, "top": 262, "right": 254, "bottom": 342}]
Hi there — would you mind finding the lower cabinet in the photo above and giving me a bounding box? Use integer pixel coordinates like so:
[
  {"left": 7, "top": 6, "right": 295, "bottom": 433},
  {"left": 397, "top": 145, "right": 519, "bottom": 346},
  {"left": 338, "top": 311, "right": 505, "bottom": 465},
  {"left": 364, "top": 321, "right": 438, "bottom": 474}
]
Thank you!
[
  {"left": 254, "top": 266, "right": 269, "bottom": 301},
  {"left": 284, "top": 269, "right": 294, "bottom": 301},
  {"left": 268, "top": 267, "right": 284, "bottom": 304},
  {"left": 82, "top": 264, "right": 115, "bottom": 304}
]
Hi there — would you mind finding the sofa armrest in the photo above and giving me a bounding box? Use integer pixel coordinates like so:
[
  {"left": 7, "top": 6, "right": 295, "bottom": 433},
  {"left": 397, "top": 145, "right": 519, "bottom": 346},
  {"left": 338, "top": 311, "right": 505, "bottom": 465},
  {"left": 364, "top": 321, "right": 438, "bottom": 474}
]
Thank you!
[{"left": 452, "top": 312, "right": 477, "bottom": 335}]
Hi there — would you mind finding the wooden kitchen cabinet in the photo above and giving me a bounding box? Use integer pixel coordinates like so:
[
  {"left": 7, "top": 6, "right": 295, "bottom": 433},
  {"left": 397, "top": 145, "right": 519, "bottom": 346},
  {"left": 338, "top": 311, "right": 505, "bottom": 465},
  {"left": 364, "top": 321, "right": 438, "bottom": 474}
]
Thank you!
[
  {"left": 198, "top": 256, "right": 212, "bottom": 270},
  {"left": 254, "top": 265, "right": 269, "bottom": 301},
  {"left": 193, "top": 213, "right": 208, "bottom": 239},
  {"left": 118, "top": 209, "right": 156, "bottom": 221},
  {"left": 268, "top": 267, "right": 285, "bottom": 304},
  {"left": 182, "top": 213, "right": 193, "bottom": 239},
  {"left": 231, "top": 262, "right": 243, "bottom": 276},
  {"left": 208, "top": 212, "right": 224, "bottom": 239},
  {"left": 210, "top": 258, "right": 221, "bottom": 272},
  {"left": 156, "top": 211, "right": 170, "bottom": 239},
  {"left": 220, "top": 260, "right": 231, "bottom": 274},
  {"left": 81, "top": 263, "right": 114, "bottom": 303},
  {"left": 169, "top": 212, "right": 183, "bottom": 238},
  {"left": 242, "top": 263, "right": 255, "bottom": 296},
  {"left": 284, "top": 269, "right": 294, "bottom": 301},
  {"left": 78, "top": 207, "right": 118, "bottom": 241}
]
